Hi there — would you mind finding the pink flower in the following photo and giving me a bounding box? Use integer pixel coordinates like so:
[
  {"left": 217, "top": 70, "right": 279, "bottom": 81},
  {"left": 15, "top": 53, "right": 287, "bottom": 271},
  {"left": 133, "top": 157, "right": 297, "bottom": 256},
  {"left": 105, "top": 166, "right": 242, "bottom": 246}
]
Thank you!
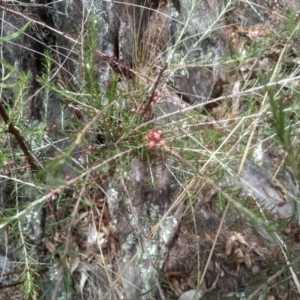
[
  {"left": 152, "top": 91, "right": 161, "bottom": 102},
  {"left": 146, "top": 128, "right": 166, "bottom": 150}
]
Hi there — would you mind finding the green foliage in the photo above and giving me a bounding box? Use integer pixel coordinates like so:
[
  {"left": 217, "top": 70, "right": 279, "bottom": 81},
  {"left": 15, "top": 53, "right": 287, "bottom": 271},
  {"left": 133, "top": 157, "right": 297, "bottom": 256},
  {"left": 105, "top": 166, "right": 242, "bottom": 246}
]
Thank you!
[
  {"left": 284, "top": 10, "right": 300, "bottom": 36},
  {"left": 0, "top": 21, "right": 31, "bottom": 42},
  {"left": 19, "top": 257, "right": 39, "bottom": 299},
  {"left": 269, "top": 87, "right": 300, "bottom": 178},
  {"left": 83, "top": 16, "right": 101, "bottom": 104}
]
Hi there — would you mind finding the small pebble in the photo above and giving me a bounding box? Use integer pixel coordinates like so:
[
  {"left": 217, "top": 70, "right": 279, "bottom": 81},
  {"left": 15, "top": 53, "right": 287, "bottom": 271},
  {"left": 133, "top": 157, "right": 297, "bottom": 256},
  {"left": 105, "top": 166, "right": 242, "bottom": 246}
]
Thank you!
[{"left": 178, "top": 289, "right": 203, "bottom": 300}]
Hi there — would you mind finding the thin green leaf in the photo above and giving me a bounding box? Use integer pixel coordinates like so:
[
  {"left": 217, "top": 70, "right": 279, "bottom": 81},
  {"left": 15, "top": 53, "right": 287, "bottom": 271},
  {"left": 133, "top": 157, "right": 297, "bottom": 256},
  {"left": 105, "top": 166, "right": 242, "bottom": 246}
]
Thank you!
[
  {"left": 0, "top": 58, "right": 26, "bottom": 82},
  {"left": 0, "top": 21, "right": 31, "bottom": 42},
  {"left": 0, "top": 82, "right": 17, "bottom": 88}
]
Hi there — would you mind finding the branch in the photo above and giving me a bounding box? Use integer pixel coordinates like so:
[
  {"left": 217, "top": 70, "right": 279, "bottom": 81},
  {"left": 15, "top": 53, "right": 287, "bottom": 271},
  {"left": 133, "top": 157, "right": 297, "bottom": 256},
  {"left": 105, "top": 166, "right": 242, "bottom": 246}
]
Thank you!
[
  {"left": 247, "top": 256, "right": 300, "bottom": 300},
  {"left": 0, "top": 101, "right": 40, "bottom": 171},
  {"left": 0, "top": 4, "right": 138, "bottom": 78},
  {"left": 141, "top": 63, "right": 168, "bottom": 117}
]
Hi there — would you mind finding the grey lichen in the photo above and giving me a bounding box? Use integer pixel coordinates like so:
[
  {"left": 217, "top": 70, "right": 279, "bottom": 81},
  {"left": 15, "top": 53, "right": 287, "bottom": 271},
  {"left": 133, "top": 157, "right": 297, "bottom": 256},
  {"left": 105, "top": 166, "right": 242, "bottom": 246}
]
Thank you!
[
  {"left": 107, "top": 187, "right": 120, "bottom": 224},
  {"left": 21, "top": 204, "right": 44, "bottom": 244}
]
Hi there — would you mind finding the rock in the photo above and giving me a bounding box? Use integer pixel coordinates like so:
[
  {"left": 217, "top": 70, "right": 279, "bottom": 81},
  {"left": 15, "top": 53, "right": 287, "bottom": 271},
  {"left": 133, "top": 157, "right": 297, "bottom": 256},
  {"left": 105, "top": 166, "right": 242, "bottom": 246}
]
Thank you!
[
  {"left": 241, "top": 160, "right": 295, "bottom": 219},
  {"left": 178, "top": 289, "right": 204, "bottom": 300},
  {"left": 169, "top": 0, "right": 228, "bottom": 103},
  {"left": 154, "top": 91, "right": 189, "bottom": 125},
  {"left": 108, "top": 157, "right": 182, "bottom": 299}
]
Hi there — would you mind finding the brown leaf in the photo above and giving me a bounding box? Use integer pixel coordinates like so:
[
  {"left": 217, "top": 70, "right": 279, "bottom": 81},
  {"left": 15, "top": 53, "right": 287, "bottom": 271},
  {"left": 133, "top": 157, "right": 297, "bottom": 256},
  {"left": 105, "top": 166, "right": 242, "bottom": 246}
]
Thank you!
[
  {"left": 232, "top": 248, "right": 244, "bottom": 264},
  {"left": 80, "top": 245, "right": 96, "bottom": 261},
  {"left": 95, "top": 253, "right": 110, "bottom": 265},
  {"left": 211, "top": 105, "right": 227, "bottom": 120},
  {"left": 69, "top": 256, "right": 80, "bottom": 274},
  {"left": 234, "top": 233, "right": 249, "bottom": 246},
  {"left": 202, "top": 187, "right": 216, "bottom": 204},
  {"left": 168, "top": 278, "right": 184, "bottom": 297},
  {"left": 225, "top": 239, "right": 233, "bottom": 257},
  {"left": 244, "top": 252, "right": 252, "bottom": 268},
  {"left": 225, "top": 233, "right": 248, "bottom": 257},
  {"left": 252, "top": 264, "right": 260, "bottom": 275},
  {"left": 46, "top": 239, "right": 56, "bottom": 253}
]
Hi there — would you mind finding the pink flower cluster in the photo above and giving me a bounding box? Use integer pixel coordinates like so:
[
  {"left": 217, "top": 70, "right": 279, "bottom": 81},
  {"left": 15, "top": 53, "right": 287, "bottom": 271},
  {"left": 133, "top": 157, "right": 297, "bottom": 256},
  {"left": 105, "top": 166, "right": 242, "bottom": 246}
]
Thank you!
[
  {"left": 152, "top": 91, "right": 161, "bottom": 102},
  {"left": 146, "top": 129, "right": 166, "bottom": 150}
]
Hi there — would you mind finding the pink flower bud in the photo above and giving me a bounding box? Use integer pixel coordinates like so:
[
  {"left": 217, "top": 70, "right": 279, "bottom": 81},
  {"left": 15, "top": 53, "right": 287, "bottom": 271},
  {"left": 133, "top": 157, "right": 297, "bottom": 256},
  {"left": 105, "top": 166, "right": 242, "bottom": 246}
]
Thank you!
[
  {"left": 89, "top": 145, "right": 97, "bottom": 154},
  {"left": 148, "top": 140, "right": 157, "bottom": 149},
  {"left": 154, "top": 91, "right": 161, "bottom": 98},
  {"left": 158, "top": 139, "right": 166, "bottom": 147},
  {"left": 152, "top": 131, "right": 161, "bottom": 142},
  {"left": 147, "top": 131, "right": 154, "bottom": 141}
]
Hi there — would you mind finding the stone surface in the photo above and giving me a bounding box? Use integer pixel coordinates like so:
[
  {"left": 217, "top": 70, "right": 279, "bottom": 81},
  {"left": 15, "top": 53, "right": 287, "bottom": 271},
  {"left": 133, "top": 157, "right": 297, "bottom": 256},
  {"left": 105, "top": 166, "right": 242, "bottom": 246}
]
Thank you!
[
  {"left": 178, "top": 289, "right": 204, "bottom": 300},
  {"left": 169, "top": 0, "right": 228, "bottom": 103},
  {"left": 241, "top": 160, "right": 295, "bottom": 219},
  {"left": 107, "top": 157, "right": 182, "bottom": 299}
]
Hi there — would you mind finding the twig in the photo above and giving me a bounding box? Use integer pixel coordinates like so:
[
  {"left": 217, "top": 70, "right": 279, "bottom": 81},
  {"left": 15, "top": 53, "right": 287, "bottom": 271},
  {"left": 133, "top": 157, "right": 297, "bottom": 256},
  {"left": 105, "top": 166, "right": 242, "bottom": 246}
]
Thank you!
[
  {"left": 0, "top": 175, "right": 44, "bottom": 189},
  {"left": 51, "top": 185, "right": 85, "bottom": 300},
  {"left": 129, "top": 73, "right": 300, "bottom": 136},
  {"left": 247, "top": 256, "right": 300, "bottom": 300},
  {"left": 141, "top": 63, "right": 168, "bottom": 117},
  {"left": 0, "top": 281, "right": 24, "bottom": 289},
  {"left": 0, "top": 101, "right": 40, "bottom": 171},
  {"left": 0, "top": 4, "right": 138, "bottom": 77},
  {"left": 0, "top": 147, "right": 136, "bottom": 230}
]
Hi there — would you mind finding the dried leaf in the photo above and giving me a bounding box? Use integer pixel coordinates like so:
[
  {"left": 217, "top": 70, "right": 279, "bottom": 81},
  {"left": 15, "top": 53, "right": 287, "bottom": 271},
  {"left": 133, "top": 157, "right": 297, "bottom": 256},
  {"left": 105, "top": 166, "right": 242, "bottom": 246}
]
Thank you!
[
  {"left": 244, "top": 252, "right": 252, "bottom": 268},
  {"left": 211, "top": 105, "right": 227, "bottom": 120},
  {"left": 81, "top": 245, "right": 96, "bottom": 261},
  {"left": 46, "top": 239, "right": 56, "bottom": 253},
  {"left": 92, "top": 196, "right": 105, "bottom": 208},
  {"left": 79, "top": 270, "right": 88, "bottom": 293},
  {"left": 215, "top": 261, "right": 221, "bottom": 272},
  {"left": 169, "top": 278, "right": 183, "bottom": 297},
  {"left": 234, "top": 233, "right": 249, "bottom": 246},
  {"left": 69, "top": 256, "right": 80, "bottom": 274},
  {"left": 76, "top": 211, "right": 90, "bottom": 227},
  {"left": 232, "top": 81, "right": 241, "bottom": 115},
  {"left": 95, "top": 253, "right": 110, "bottom": 265},
  {"left": 233, "top": 248, "right": 244, "bottom": 264},
  {"left": 203, "top": 187, "right": 216, "bottom": 204},
  {"left": 100, "top": 225, "right": 111, "bottom": 237},
  {"left": 252, "top": 264, "right": 260, "bottom": 275},
  {"left": 225, "top": 239, "right": 233, "bottom": 257},
  {"left": 205, "top": 233, "right": 213, "bottom": 242}
]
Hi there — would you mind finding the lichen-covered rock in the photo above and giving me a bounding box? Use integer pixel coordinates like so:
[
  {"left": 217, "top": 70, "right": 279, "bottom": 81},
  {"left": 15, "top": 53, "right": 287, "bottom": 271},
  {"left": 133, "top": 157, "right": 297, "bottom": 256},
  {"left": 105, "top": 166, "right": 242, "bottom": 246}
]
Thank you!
[
  {"left": 169, "top": 0, "right": 229, "bottom": 103},
  {"left": 241, "top": 160, "right": 295, "bottom": 220},
  {"left": 107, "top": 157, "right": 182, "bottom": 299},
  {"left": 178, "top": 289, "right": 204, "bottom": 300}
]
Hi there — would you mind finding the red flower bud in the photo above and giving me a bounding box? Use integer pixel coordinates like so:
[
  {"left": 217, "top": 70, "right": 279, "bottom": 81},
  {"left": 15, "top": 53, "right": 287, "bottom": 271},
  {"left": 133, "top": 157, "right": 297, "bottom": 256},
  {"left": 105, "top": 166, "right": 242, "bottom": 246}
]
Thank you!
[
  {"left": 152, "top": 131, "right": 161, "bottom": 142},
  {"left": 157, "top": 139, "right": 166, "bottom": 147},
  {"left": 148, "top": 140, "right": 157, "bottom": 149}
]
